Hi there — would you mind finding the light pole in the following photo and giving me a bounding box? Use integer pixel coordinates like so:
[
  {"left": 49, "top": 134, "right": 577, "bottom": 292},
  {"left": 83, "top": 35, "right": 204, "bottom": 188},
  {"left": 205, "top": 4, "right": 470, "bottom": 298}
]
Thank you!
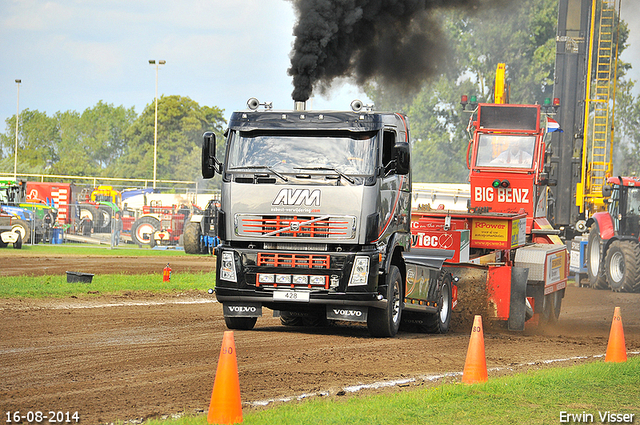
[
  {"left": 149, "top": 60, "right": 165, "bottom": 189},
  {"left": 14, "top": 79, "right": 21, "bottom": 179}
]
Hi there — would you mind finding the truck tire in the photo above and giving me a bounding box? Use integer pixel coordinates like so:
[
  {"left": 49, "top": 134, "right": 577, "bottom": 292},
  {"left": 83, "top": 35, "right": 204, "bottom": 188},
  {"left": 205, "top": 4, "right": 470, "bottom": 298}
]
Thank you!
[
  {"left": 605, "top": 240, "right": 640, "bottom": 292},
  {"left": 131, "top": 217, "right": 160, "bottom": 246},
  {"left": 423, "top": 273, "right": 453, "bottom": 334},
  {"left": 183, "top": 222, "right": 201, "bottom": 254},
  {"left": 279, "top": 311, "right": 304, "bottom": 326},
  {"left": 367, "top": 265, "right": 403, "bottom": 337},
  {"left": 224, "top": 316, "right": 257, "bottom": 330},
  {"left": 586, "top": 224, "right": 607, "bottom": 289},
  {"left": 11, "top": 219, "right": 30, "bottom": 244}
]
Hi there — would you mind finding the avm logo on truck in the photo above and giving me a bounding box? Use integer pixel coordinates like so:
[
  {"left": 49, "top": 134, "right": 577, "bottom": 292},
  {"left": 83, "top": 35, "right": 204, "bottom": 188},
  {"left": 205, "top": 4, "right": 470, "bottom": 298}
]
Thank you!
[{"left": 272, "top": 189, "right": 321, "bottom": 206}]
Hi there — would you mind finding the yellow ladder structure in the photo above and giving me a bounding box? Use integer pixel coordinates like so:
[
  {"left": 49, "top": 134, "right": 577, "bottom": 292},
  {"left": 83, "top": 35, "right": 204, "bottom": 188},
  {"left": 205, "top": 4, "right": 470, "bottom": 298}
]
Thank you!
[{"left": 578, "top": 0, "right": 620, "bottom": 215}]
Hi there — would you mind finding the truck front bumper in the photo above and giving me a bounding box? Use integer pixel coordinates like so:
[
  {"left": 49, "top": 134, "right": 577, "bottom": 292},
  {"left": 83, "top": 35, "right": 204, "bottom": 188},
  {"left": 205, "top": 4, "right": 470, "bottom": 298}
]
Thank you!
[{"left": 214, "top": 246, "right": 386, "bottom": 312}]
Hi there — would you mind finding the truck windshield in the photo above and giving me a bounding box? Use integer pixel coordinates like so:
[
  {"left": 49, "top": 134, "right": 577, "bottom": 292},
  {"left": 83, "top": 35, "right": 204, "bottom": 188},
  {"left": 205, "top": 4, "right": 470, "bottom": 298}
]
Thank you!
[
  {"left": 226, "top": 131, "right": 378, "bottom": 176},
  {"left": 475, "top": 134, "right": 536, "bottom": 169}
]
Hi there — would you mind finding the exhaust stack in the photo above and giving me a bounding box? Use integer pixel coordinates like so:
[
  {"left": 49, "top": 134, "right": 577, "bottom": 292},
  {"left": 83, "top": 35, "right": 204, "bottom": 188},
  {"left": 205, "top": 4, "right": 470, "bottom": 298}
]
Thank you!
[{"left": 294, "top": 101, "right": 306, "bottom": 111}]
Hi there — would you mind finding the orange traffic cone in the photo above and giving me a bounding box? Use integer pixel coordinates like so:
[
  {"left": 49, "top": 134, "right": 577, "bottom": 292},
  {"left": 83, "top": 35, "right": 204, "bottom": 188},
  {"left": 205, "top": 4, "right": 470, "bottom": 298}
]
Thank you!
[
  {"left": 462, "top": 315, "right": 488, "bottom": 384},
  {"left": 207, "top": 331, "right": 243, "bottom": 424},
  {"left": 605, "top": 307, "right": 627, "bottom": 363}
]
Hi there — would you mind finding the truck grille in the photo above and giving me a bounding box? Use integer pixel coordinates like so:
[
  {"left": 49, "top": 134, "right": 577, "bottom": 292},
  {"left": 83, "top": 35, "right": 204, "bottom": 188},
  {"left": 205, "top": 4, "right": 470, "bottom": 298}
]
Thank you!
[
  {"left": 257, "top": 252, "right": 330, "bottom": 269},
  {"left": 237, "top": 214, "right": 355, "bottom": 239}
]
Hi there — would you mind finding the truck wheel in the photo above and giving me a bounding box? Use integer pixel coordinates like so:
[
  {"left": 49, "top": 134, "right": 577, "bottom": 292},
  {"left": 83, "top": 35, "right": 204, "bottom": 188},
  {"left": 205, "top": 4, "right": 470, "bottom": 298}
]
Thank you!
[
  {"left": 423, "top": 273, "right": 453, "bottom": 334},
  {"left": 605, "top": 240, "right": 640, "bottom": 292},
  {"left": 11, "top": 219, "right": 30, "bottom": 244},
  {"left": 131, "top": 217, "right": 160, "bottom": 246},
  {"left": 586, "top": 224, "right": 607, "bottom": 289},
  {"left": 367, "top": 265, "right": 403, "bottom": 337},
  {"left": 280, "top": 312, "right": 304, "bottom": 326},
  {"left": 224, "top": 316, "right": 257, "bottom": 330},
  {"left": 183, "top": 222, "right": 201, "bottom": 254}
]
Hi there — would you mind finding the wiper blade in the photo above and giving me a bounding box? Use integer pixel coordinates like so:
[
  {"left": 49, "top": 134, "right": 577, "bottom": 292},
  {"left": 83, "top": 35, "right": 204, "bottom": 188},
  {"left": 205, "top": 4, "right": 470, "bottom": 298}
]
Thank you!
[
  {"left": 228, "top": 165, "right": 288, "bottom": 182},
  {"left": 293, "top": 166, "right": 355, "bottom": 184}
]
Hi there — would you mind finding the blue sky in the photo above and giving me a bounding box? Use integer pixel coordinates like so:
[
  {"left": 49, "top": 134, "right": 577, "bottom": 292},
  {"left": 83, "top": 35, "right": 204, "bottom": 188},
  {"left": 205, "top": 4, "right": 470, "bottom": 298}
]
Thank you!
[
  {"left": 1, "top": 0, "right": 638, "bottom": 131},
  {"left": 0, "top": 0, "right": 370, "bottom": 128}
]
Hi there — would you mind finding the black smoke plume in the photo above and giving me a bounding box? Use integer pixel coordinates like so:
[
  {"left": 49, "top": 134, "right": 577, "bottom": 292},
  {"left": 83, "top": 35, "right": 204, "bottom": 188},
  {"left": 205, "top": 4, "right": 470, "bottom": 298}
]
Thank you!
[{"left": 288, "top": 0, "right": 483, "bottom": 102}]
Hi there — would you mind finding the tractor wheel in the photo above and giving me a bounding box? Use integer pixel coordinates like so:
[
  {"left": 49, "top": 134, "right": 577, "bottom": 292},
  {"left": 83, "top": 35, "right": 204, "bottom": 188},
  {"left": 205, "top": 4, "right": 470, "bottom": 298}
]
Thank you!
[
  {"left": 78, "top": 204, "right": 100, "bottom": 227},
  {"left": 183, "top": 222, "right": 201, "bottom": 254},
  {"left": 11, "top": 219, "right": 30, "bottom": 244},
  {"left": 605, "top": 240, "right": 640, "bottom": 292},
  {"left": 131, "top": 217, "right": 160, "bottom": 247},
  {"left": 586, "top": 223, "right": 608, "bottom": 289},
  {"left": 367, "top": 265, "right": 403, "bottom": 337},
  {"left": 422, "top": 273, "right": 453, "bottom": 334},
  {"left": 95, "top": 205, "right": 114, "bottom": 233}
]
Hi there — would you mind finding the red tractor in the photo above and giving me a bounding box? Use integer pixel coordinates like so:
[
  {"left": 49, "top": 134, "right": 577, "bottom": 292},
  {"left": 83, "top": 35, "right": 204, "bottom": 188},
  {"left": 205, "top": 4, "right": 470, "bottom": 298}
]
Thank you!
[
  {"left": 129, "top": 203, "right": 187, "bottom": 247},
  {"left": 586, "top": 176, "right": 640, "bottom": 292}
]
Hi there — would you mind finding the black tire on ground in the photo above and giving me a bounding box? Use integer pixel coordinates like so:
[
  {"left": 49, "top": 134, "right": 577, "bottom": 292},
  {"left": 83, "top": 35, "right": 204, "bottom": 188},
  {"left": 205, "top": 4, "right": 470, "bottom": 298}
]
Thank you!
[
  {"left": 422, "top": 273, "right": 453, "bottom": 334},
  {"left": 302, "top": 314, "right": 329, "bottom": 327},
  {"left": 0, "top": 238, "right": 7, "bottom": 248},
  {"left": 13, "top": 233, "right": 22, "bottom": 249},
  {"left": 11, "top": 219, "right": 30, "bottom": 244},
  {"left": 586, "top": 223, "right": 608, "bottom": 289},
  {"left": 131, "top": 217, "right": 160, "bottom": 246},
  {"left": 367, "top": 265, "right": 403, "bottom": 337},
  {"left": 540, "top": 289, "right": 563, "bottom": 326},
  {"left": 183, "top": 222, "right": 201, "bottom": 254},
  {"left": 279, "top": 311, "right": 304, "bottom": 326},
  {"left": 224, "top": 316, "right": 257, "bottom": 330},
  {"left": 605, "top": 240, "right": 640, "bottom": 292}
]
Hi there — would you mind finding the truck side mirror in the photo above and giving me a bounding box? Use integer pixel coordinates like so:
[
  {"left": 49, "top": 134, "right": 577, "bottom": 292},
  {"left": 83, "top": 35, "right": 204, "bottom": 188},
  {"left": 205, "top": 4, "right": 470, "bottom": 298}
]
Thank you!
[
  {"left": 202, "top": 131, "right": 217, "bottom": 179},
  {"left": 602, "top": 184, "right": 612, "bottom": 198},
  {"left": 394, "top": 144, "right": 410, "bottom": 175}
]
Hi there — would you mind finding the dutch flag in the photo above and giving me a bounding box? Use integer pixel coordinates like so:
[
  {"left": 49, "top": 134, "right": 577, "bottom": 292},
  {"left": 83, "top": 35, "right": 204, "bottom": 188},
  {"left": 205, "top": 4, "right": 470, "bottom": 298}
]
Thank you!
[{"left": 546, "top": 117, "right": 563, "bottom": 133}]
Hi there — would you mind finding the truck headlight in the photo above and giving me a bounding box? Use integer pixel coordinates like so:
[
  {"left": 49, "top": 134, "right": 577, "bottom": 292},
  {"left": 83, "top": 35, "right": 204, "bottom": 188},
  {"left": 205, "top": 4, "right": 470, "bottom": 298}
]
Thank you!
[
  {"left": 220, "top": 251, "right": 237, "bottom": 282},
  {"left": 348, "top": 256, "right": 369, "bottom": 286}
]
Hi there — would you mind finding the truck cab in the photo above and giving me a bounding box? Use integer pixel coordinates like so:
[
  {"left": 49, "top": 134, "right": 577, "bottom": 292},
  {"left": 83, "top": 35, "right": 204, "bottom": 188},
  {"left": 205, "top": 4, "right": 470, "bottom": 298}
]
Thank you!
[{"left": 202, "top": 101, "right": 413, "bottom": 336}]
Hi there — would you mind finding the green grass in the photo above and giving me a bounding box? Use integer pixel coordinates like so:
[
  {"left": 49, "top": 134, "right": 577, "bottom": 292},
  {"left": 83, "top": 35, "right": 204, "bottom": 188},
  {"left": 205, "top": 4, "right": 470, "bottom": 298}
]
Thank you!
[
  {"left": 1, "top": 243, "right": 206, "bottom": 257},
  {"left": 0, "top": 272, "right": 216, "bottom": 298},
  {"left": 139, "top": 357, "right": 640, "bottom": 425}
]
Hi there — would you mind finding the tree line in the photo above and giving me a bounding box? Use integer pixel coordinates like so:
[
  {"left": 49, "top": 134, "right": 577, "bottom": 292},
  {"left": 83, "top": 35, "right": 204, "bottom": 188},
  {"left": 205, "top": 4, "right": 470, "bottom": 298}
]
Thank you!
[{"left": 0, "top": 96, "right": 226, "bottom": 190}]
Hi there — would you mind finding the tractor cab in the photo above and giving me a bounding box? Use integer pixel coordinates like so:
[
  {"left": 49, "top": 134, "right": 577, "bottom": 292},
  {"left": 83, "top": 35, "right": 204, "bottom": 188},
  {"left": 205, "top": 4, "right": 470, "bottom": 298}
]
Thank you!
[{"left": 602, "top": 176, "right": 640, "bottom": 239}]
